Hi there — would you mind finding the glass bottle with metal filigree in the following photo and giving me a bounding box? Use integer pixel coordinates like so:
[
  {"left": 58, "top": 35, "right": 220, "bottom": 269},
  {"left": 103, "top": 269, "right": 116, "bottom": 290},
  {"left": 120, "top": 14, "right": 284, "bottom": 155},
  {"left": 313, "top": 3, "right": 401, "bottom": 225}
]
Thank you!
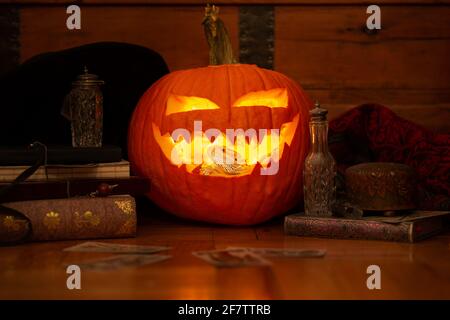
[
  {"left": 62, "top": 67, "right": 104, "bottom": 147},
  {"left": 303, "top": 102, "right": 336, "bottom": 216}
]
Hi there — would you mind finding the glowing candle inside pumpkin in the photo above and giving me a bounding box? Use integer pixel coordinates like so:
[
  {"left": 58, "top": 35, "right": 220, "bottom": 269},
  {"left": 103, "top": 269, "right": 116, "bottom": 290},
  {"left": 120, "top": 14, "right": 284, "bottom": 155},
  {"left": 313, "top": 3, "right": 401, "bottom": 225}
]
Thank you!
[{"left": 152, "top": 114, "right": 299, "bottom": 177}]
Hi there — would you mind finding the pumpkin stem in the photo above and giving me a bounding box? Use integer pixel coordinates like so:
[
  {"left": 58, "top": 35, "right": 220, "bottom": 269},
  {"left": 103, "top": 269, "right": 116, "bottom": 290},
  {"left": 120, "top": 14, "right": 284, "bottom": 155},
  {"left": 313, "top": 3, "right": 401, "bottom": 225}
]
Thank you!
[{"left": 202, "top": 4, "right": 237, "bottom": 65}]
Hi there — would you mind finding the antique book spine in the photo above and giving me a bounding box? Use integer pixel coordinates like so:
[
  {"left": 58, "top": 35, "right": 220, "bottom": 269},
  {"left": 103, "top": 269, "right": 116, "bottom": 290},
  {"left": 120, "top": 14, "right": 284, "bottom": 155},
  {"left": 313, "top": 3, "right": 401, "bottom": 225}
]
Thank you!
[
  {"left": 0, "top": 177, "right": 150, "bottom": 202},
  {"left": 0, "top": 145, "right": 123, "bottom": 166},
  {"left": 284, "top": 214, "right": 446, "bottom": 243},
  {"left": 0, "top": 195, "right": 136, "bottom": 242},
  {"left": 0, "top": 160, "right": 130, "bottom": 182}
]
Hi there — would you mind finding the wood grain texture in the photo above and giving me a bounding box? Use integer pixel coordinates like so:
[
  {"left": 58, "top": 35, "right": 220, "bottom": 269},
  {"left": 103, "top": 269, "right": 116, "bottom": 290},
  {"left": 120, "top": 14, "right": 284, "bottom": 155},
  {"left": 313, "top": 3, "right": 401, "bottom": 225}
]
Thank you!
[
  {"left": 20, "top": 6, "right": 239, "bottom": 71},
  {"left": 275, "top": 6, "right": 450, "bottom": 90},
  {"left": 0, "top": 210, "right": 449, "bottom": 299},
  {"left": 5, "top": 0, "right": 450, "bottom": 4},
  {"left": 274, "top": 5, "right": 450, "bottom": 132},
  {"left": 277, "top": 6, "right": 450, "bottom": 41},
  {"left": 17, "top": 4, "right": 450, "bottom": 133}
]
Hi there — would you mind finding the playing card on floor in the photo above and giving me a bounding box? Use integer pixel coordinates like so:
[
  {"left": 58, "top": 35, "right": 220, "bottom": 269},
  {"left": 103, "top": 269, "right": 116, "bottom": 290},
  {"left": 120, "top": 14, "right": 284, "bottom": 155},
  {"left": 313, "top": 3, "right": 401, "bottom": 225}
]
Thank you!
[
  {"left": 63, "top": 241, "right": 170, "bottom": 254},
  {"left": 72, "top": 254, "right": 171, "bottom": 271},
  {"left": 192, "top": 248, "right": 271, "bottom": 268},
  {"left": 228, "top": 247, "right": 326, "bottom": 258}
]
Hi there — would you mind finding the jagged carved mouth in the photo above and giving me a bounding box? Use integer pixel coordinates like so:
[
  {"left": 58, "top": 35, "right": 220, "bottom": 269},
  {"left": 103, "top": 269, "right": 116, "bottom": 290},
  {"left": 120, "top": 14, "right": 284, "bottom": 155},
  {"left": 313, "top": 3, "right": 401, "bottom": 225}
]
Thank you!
[{"left": 152, "top": 114, "right": 299, "bottom": 177}]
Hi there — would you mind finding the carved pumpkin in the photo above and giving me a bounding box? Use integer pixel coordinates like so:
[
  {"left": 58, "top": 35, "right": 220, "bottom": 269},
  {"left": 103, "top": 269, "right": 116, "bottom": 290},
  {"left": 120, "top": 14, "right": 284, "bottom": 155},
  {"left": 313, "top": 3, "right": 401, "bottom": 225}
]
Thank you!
[{"left": 128, "top": 6, "right": 312, "bottom": 225}]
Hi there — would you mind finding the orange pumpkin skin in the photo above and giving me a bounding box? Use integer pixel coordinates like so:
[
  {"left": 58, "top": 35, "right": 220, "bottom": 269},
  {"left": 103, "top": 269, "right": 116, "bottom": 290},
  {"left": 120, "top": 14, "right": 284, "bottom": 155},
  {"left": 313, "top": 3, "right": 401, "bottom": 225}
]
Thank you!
[{"left": 128, "top": 64, "right": 312, "bottom": 225}]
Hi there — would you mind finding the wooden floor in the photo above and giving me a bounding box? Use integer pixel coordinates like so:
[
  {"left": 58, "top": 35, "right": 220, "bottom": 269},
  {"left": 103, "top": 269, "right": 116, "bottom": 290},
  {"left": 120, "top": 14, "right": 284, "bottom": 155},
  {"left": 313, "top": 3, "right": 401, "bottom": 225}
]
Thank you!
[{"left": 1, "top": 207, "right": 449, "bottom": 300}]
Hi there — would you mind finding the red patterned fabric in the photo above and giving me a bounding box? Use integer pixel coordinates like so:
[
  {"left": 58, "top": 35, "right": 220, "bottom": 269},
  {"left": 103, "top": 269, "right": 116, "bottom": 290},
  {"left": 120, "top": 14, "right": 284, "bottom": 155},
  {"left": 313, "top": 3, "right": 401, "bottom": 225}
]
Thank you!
[{"left": 329, "top": 104, "right": 450, "bottom": 210}]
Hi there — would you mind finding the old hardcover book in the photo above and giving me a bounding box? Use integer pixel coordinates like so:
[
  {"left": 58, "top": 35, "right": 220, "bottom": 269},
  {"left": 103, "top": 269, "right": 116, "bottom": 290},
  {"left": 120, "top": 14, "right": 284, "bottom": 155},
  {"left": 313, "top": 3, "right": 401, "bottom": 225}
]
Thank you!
[
  {"left": 0, "top": 177, "right": 150, "bottom": 202},
  {"left": 284, "top": 211, "right": 450, "bottom": 243},
  {"left": 0, "top": 195, "right": 136, "bottom": 243},
  {"left": 0, "top": 160, "right": 130, "bottom": 182},
  {"left": 0, "top": 145, "right": 123, "bottom": 165}
]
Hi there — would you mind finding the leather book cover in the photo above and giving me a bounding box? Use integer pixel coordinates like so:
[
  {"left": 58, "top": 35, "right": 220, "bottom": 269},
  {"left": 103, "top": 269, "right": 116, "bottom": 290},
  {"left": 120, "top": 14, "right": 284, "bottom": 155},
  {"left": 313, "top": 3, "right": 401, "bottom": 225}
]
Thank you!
[
  {"left": 284, "top": 211, "right": 449, "bottom": 243},
  {"left": 0, "top": 177, "right": 150, "bottom": 202},
  {"left": 0, "top": 145, "right": 122, "bottom": 165},
  {"left": 0, "top": 195, "right": 136, "bottom": 243},
  {"left": 0, "top": 160, "right": 130, "bottom": 182}
]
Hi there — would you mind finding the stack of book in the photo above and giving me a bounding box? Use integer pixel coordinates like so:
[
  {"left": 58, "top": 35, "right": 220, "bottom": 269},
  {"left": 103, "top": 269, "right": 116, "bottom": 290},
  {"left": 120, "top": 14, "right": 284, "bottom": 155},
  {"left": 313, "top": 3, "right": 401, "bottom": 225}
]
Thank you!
[
  {"left": 0, "top": 160, "right": 130, "bottom": 182},
  {"left": 0, "top": 146, "right": 150, "bottom": 244}
]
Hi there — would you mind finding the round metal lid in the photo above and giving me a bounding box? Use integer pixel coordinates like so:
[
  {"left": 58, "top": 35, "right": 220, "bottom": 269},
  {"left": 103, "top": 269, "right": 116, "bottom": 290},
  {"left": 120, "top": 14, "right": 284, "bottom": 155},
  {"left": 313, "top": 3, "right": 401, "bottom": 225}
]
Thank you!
[
  {"left": 72, "top": 66, "right": 104, "bottom": 86},
  {"left": 309, "top": 101, "right": 328, "bottom": 121}
]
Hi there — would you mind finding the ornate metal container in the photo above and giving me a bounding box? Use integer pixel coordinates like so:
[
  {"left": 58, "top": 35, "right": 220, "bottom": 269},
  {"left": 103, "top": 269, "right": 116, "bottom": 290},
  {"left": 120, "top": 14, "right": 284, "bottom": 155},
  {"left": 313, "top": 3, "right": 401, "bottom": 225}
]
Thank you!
[
  {"left": 62, "top": 67, "right": 104, "bottom": 147},
  {"left": 345, "top": 162, "right": 417, "bottom": 211},
  {"left": 303, "top": 102, "right": 337, "bottom": 217}
]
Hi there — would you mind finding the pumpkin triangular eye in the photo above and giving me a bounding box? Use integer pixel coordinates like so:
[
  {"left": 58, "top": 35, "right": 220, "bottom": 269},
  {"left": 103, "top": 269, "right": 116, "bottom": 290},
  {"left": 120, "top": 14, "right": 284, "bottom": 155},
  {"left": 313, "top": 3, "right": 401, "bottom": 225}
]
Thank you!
[
  {"left": 166, "top": 94, "right": 220, "bottom": 115},
  {"left": 233, "top": 88, "right": 288, "bottom": 109}
]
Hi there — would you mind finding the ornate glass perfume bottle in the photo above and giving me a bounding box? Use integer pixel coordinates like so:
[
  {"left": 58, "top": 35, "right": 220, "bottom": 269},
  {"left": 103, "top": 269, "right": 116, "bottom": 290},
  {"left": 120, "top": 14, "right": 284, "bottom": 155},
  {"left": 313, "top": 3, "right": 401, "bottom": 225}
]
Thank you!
[
  {"left": 303, "top": 102, "right": 337, "bottom": 216},
  {"left": 62, "top": 67, "right": 104, "bottom": 147}
]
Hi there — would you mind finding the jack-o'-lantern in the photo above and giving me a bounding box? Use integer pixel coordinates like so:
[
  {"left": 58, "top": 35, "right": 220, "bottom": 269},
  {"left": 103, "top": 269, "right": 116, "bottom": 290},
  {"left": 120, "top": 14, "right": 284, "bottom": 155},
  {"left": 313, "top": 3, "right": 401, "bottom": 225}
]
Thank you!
[{"left": 128, "top": 5, "right": 312, "bottom": 225}]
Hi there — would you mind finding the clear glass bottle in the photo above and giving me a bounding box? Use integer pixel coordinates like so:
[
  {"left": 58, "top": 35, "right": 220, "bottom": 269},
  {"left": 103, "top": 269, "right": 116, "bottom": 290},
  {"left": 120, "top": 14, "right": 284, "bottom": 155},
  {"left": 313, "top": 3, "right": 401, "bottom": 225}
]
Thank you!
[{"left": 303, "top": 102, "right": 337, "bottom": 217}]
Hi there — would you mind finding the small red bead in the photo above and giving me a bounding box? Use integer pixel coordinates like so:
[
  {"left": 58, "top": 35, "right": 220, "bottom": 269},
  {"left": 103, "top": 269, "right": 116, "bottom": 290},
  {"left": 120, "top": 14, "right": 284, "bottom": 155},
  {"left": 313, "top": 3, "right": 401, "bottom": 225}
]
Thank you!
[{"left": 97, "top": 183, "right": 111, "bottom": 197}]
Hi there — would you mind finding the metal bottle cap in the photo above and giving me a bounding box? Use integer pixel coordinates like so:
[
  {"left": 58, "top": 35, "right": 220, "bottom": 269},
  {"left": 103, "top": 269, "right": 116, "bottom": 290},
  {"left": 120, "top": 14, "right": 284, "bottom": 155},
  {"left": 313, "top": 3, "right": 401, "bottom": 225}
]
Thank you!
[
  {"left": 309, "top": 101, "right": 328, "bottom": 121},
  {"left": 72, "top": 66, "right": 104, "bottom": 86}
]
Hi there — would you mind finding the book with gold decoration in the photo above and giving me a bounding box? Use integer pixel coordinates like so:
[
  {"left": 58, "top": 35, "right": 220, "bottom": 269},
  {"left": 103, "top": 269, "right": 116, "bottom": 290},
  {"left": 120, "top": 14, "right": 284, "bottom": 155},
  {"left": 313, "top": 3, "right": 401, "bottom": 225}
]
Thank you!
[
  {"left": 0, "top": 195, "right": 136, "bottom": 244},
  {"left": 284, "top": 211, "right": 450, "bottom": 243}
]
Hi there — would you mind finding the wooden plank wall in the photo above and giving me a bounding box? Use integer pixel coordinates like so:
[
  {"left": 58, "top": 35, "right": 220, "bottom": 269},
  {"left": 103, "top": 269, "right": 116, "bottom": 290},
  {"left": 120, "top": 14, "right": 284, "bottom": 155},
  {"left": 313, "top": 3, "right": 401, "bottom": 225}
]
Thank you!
[{"left": 4, "top": 0, "right": 450, "bottom": 132}]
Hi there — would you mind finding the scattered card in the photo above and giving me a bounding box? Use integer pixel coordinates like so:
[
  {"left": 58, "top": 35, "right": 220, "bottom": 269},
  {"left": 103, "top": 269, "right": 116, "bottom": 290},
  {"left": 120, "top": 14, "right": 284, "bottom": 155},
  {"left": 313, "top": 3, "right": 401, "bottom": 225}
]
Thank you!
[
  {"left": 193, "top": 248, "right": 271, "bottom": 268},
  {"left": 63, "top": 241, "right": 170, "bottom": 254},
  {"left": 228, "top": 247, "right": 326, "bottom": 258},
  {"left": 72, "top": 254, "right": 171, "bottom": 271}
]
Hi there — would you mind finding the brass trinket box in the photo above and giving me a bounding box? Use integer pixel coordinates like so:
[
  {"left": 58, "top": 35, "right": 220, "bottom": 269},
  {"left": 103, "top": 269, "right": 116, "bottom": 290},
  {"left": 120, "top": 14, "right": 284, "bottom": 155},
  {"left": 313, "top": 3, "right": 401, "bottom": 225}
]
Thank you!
[{"left": 345, "top": 162, "right": 417, "bottom": 212}]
